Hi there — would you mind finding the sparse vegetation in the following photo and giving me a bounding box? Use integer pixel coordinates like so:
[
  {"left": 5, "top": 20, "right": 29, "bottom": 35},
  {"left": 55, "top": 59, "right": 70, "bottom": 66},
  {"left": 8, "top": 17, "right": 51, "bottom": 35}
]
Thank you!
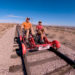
[{"left": 0, "top": 23, "right": 16, "bottom": 38}]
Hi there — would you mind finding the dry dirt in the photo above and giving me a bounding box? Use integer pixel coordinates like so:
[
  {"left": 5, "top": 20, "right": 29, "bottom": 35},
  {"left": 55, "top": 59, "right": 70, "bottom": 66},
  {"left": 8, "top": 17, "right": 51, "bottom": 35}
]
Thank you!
[
  {"left": 33, "top": 25, "right": 75, "bottom": 50},
  {"left": 0, "top": 24, "right": 75, "bottom": 75},
  {"left": 0, "top": 23, "right": 15, "bottom": 38}
]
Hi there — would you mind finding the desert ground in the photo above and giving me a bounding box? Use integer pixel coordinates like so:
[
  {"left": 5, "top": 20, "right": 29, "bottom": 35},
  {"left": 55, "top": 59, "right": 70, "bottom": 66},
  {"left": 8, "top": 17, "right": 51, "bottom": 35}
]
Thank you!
[
  {"left": 0, "top": 23, "right": 75, "bottom": 50},
  {"left": 0, "top": 23, "right": 15, "bottom": 38},
  {"left": 46, "top": 26, "right": 75, "bottom": 50},
  {"left": 0, "top": 23, "right": 75, "bottom": 75},
  {"left": 33, "top": 25, "right": 75, "bottom": 50}
]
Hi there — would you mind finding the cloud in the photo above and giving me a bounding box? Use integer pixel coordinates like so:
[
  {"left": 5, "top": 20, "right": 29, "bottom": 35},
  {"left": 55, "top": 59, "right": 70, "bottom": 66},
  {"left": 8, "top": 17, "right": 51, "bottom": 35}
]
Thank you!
[
  {"left": 7, "top": 15, "right": 24, "bottom": 18},
  {"left": 0, "top": 19, "right": 22, "bottom": 23}
]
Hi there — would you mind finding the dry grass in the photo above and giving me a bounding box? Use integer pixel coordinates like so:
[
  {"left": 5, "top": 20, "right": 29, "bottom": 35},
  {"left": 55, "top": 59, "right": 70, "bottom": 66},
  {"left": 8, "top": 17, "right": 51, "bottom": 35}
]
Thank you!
[
  {"left": 0, "top": 23, "right": 16, "bottom": 38},
  {"left": 32, "top": 25, "right": 75, "bottom": 50},
  {"left": 44, "top": 26, "right": 75, "bottom": 50},
  {"left": 0, "top": 23, "right": 75, "bottom": 50}
]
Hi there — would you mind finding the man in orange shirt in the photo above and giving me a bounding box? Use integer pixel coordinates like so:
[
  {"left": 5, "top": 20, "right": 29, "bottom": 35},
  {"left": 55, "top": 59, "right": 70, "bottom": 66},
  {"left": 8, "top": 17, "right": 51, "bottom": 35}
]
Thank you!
[{"left": 21, "top": 17, "right": 34, "bottom": 41}]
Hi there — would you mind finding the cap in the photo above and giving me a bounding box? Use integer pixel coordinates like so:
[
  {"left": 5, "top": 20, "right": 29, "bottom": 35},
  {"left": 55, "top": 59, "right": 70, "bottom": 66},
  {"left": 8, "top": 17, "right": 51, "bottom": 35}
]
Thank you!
[
  {"left": 38, "top": 21, "right": 42, "bottom": 23},
  {"left": 26, "top": 17, "right": 30, "bottom": 20}
]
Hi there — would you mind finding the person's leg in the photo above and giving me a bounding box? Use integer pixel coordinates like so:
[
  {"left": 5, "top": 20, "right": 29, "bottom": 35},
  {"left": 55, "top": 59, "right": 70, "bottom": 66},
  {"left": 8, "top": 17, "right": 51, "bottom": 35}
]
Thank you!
[
  {"left": 40, "top": 31, "right": 44, "bottom": 43},
  {"left": 25, "top": 30, "right": 30, "bottom": 47},
  {"left": 31, "top": 27, "right": 35, "bottom": 35},
  {"left": 41, "top": 29, "right": 45, "bottom": 41},
  {"left": 26, "top": 29, "right": 29, "bottom": 39},
  {"left": 41, "top": 34, "right": 43, "bottom": 40},
  {"left": 40, "top": 31, "right": 44, "bottom": 40}
]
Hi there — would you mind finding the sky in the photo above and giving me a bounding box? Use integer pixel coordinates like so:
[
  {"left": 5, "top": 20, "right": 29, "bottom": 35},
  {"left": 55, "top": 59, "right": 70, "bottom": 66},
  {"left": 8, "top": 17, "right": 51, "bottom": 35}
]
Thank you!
[{"left": 0, "top": 0, "right": 75, "bottom": 26}]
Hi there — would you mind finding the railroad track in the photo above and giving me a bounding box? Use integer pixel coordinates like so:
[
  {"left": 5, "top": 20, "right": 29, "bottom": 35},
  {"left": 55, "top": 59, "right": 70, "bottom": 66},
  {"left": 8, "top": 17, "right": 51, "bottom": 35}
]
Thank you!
[{"left": 14, "top": 25, "right": 75, "bottom": 75}]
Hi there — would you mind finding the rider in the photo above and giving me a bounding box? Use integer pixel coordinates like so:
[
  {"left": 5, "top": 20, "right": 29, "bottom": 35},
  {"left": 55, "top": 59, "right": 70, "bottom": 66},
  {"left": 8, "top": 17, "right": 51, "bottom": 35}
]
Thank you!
[
  {"left": 36, "top": 21, "right": 45, "bottom": 43},
  {"left": 21, "top": 17, "right": 34, "bottom": 42}
]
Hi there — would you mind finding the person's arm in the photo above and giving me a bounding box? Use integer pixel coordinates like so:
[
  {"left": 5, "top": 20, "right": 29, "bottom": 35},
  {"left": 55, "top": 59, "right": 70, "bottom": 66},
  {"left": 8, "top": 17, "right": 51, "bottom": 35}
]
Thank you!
[
  {"left": 41, "top": 26, "right": 45, "bottom": 34},
  {"left": 21, "top": 23, "right": 24, "bottom": 36}
]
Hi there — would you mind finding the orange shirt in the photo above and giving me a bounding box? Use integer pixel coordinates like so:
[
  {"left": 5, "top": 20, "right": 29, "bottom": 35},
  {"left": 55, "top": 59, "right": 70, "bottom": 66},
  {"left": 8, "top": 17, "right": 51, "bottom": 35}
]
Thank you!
[{"left": 22, "top": 22, "right": 32, "bottom": 30}]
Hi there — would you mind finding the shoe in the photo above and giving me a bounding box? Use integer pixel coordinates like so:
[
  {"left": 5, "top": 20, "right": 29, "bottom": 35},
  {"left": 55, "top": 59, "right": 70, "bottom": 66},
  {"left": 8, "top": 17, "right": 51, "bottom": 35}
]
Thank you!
[
  {"left": 26, "top": 39, "right": 30, "bottom": 48},
  {"left": 40, "top": 40, "right": 44, "bottom": 44},
  {"left": 26, "top": 39, "right": 29, "bottom": 43}
]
